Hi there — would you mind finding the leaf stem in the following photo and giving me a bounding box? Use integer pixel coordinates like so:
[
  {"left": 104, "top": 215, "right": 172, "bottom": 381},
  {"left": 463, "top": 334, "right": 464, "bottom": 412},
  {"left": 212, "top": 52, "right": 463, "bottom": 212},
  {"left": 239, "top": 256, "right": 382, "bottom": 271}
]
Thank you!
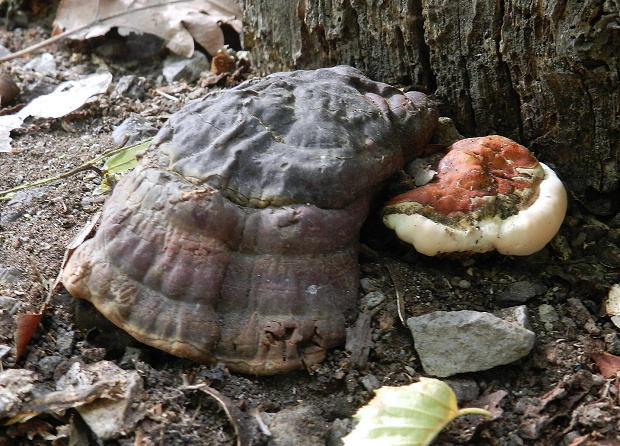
[
  {"left": 0, "top": 138, "right": 152, "bottom": 199},
  {"left": 456, "top": 407, "right": 493, "bottom": 418}
]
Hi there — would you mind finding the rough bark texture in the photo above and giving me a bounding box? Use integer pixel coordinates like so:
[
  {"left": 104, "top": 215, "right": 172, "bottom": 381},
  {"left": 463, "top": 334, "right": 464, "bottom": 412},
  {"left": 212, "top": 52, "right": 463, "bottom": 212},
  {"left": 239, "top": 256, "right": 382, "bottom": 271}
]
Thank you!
[{"left": 239, "top": 0, "right": 620, "bottom": 215}]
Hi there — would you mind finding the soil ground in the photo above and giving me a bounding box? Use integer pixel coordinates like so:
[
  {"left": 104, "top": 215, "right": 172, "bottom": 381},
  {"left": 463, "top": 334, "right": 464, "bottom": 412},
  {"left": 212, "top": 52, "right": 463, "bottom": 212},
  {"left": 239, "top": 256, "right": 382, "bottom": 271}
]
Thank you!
[{"left": 1, "top": 19, "right": 620, "bottom": 446}]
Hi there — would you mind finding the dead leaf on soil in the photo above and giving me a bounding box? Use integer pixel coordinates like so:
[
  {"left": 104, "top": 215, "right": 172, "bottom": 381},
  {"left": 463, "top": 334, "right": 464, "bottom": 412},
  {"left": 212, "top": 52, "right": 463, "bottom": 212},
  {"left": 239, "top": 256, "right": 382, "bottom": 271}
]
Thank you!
[
  {"left": 52, "top": 0, "right": 242, "bottom": 58},
  {"left": 438, "top": 389, "right": 507, "bottom": 443},
  {"left": 183, "top": 383, "right": 258, "bottom": 446},
  {"left": 13, "top": 311, "right": 45, "bottom": 362},
  {"left": 518, "top": 370, "right": 599, "bottom": 440},
  {"left": 589, "top": 352, "right": 620, "bottom": 378},
  {"left": 2, "top": 361, "right": 142, "bottom": 442},
  {"left": 0, "top": 72, "right": 113, "bottom": 152}
]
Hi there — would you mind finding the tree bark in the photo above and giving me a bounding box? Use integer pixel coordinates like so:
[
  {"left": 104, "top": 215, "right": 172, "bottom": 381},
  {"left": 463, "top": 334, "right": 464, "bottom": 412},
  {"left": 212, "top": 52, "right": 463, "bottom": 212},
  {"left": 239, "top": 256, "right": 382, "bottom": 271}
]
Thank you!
[{"left": 239, "top": 0, "right": 620, "bottom": 215}]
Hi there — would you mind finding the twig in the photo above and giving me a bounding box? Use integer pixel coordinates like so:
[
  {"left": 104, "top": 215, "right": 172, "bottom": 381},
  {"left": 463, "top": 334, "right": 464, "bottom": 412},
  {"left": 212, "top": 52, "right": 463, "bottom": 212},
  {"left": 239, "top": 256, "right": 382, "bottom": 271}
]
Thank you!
[
  {"left": 0, "top": 0, "right": 191, "bottom": 63},
  {"left": 182, "top": 383, "right": 257, "bottom": 446},
  {"left": 386, "top": 262, "right": 407, "bottom": 324},
  {"left": 0, "top": 137, "right": 152, "bottom": 199}
]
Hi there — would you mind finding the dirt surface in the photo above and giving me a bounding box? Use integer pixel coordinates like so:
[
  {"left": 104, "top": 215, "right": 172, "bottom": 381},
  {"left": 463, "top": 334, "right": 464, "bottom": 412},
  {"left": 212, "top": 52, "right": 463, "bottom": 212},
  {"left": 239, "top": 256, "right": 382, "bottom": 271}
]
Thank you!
[{"left": 1, "top": 21, "right": 620, "bottom": 446}]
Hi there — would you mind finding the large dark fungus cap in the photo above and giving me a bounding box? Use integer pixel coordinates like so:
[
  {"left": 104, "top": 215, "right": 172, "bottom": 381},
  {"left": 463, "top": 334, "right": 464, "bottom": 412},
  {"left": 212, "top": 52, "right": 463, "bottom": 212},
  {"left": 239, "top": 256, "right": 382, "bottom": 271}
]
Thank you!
[{"left": 62, "top": 66, "right": 439, "bottom": 374}]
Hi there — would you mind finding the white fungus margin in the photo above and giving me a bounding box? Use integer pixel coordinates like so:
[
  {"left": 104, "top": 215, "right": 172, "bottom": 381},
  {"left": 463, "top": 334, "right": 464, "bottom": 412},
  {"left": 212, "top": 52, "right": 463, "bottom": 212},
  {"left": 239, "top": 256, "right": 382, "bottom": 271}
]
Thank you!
[{"left": 383, "top": 163, "right": 567, "bottom": 256}]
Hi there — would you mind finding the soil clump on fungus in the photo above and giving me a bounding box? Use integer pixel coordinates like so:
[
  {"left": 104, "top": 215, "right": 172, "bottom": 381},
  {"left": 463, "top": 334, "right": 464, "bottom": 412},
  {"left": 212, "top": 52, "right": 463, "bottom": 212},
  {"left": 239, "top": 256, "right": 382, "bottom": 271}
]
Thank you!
[{"left": 1, "top": 19, "right": 620, "bottom": 446}]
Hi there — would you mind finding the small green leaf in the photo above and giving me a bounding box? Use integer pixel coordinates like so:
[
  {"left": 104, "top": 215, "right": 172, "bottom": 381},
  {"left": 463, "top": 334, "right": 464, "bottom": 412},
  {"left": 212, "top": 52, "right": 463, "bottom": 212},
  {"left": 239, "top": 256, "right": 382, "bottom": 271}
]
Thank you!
[
  {"left": 343, "top": 377, "right": 492, "bottom": 446},
  {"left": 94, "top": 140, "right": 151, "bottom": 194},
  {"left": 101, "top": 139, "right": 150, "bottom": 176}
]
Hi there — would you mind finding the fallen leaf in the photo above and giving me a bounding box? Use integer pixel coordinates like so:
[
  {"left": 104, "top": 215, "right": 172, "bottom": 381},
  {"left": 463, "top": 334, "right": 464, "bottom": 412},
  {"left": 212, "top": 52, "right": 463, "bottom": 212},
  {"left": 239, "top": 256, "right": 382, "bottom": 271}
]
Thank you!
[
  {"left": 5, "top": 379, "right": 124, "bottom": 425},
  {"left": 518, "top": 370, "right": 597, "bottom": 440},
  {"left": 14, "top": 312, "right": 45, "bottom": 361},
  {"left": 52, "top": 0, "right": 242, "bottom": 57},
  {"left": 184, "top": 383, "right": 257, "bottom": 446},
  {"left": 446, "top": 389, "right": 508, "bottom": 443},
  {"left": 343, "top": 378, "right": 492, "bottom": 446},
  {"left": 589, "top": 352, "right": 620, "bottom": 378},
  {"left": 466, "top": 389, "right": 508, "bottom": 420},
  {"left": 211, "top": 46, "right": 236, "bottom": 74},
  {"left": 0, "top": 72, "right": 112, "bottom": 152},
  {"left": 19, "top": 72, "right": 113, "bottom": 120}
]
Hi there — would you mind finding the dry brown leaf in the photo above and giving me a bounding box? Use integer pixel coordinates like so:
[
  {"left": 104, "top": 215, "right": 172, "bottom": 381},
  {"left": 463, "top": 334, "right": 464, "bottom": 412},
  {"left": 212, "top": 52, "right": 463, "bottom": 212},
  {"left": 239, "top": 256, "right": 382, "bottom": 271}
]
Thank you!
[
  {"left": 52, "top": 0, "right": 242, "bottom": 57},
  {"left": 14, "top": 311, "right": 45, "bottom": 361},
  {"left": 183, "top": 383, "right": 257, "bottom": 446},
  {"left": 589, "top": 352, "right": 620, "bottom": 378},
  {"left": 5, "top": 379, "right": 124, "bottom": 425}
]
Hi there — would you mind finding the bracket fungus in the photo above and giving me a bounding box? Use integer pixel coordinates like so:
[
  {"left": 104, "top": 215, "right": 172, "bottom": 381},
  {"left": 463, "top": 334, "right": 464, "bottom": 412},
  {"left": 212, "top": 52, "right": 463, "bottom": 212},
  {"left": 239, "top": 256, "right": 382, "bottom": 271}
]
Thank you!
[
  {"left": 382, "top": 135, "right": 567, "bottom": 256},
  {"left": 61, "top": 66, "right": 439, "bottom": 375}
]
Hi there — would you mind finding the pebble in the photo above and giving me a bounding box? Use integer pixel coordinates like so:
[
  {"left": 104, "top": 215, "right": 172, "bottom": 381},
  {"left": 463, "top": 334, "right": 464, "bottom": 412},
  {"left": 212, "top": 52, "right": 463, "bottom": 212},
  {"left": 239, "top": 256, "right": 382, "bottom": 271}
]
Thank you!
[
  {"left": 360, "top": 291, "right": 385, "bottom": 310},
  {"left": 0, "top": 267, "right": 24, "bottom": 285},
  {"left": 326, "top": 418, "right": 353, "bottom": 446},
  {"left": 604, "top": 332, "right": 620, "bottom": 355},
  {"left": 162, "top": 51, "right": 210, "bottom": 84},
  {"left": 359, "top": 277, "right": 379, "bottom": 293},
  {"left": 111, "top": 75, "right": 148, "bottom": 100},
  {"left": 605, "top": 284, "right": 620, "bottom": 329},
  {"left": 443, "top": 377, "right": 480, "bottom": 403},
  {"left": 538, "top": 304, "right": 559, "bottom": 324},
  {"left": 55, "top": 327, "right": 75, "bottom": 355},
  {"left": 565, "top": 297, "right": 600, "bottom": 335},
  {"left": 0, "top": 188, "right": 45, "bottom": 225},
  {"left": 407, "top": 307, "right": 535, "bottom": 377},
  {"left": 495, "top": 305, "right": 531, "bottom": 329},
  {"left": 495, "top": 280, "right": 547, "bottom": 306},
  {"left": 35, "top": 355, "right": 63, "bottom": 380},
  {"left": 360, "top": 374, "right": 381, "bottom": 392},
  {"left": 24, "top": 52, "right": 57, "bottom": 76},
  {"left": 267, "top": 404, "right": 328, "bottom": 446}
]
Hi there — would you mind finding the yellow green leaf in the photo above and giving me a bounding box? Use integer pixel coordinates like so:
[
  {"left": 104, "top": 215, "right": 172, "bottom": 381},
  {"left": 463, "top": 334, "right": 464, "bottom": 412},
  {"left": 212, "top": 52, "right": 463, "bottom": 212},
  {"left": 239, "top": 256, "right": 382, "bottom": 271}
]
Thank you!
[
  {"left": 342, "top": 378, "right": 492, "bottom": 446},
  {"left": 101, "top": 139, "right": 150, "bottom": 176}
]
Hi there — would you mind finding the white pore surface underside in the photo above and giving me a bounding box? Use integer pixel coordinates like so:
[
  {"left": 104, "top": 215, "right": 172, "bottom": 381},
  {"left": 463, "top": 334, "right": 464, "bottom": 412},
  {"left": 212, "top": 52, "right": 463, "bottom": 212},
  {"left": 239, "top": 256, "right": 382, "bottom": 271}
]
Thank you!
[{"left": 384, "top": 163, "right": 568, "bottom": 256}]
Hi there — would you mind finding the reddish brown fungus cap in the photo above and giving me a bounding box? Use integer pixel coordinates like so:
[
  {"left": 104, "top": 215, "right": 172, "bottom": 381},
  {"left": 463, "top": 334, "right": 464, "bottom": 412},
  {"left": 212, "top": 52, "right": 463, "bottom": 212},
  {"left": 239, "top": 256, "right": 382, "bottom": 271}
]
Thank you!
[
  {"left": 387, "top": 135, "right": 542, "bottom": 215},
  {"left": 383, "top": 135, "right": 567, "bottom": 256}
]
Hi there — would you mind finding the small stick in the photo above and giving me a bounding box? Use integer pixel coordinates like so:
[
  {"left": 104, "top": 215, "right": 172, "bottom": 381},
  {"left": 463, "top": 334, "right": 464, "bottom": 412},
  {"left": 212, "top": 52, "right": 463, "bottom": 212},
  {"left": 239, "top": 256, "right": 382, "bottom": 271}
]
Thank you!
[
  {"left": 386, "top": 263, "right": 407, "bottom": 324},
  {"left": 0, "top": 0, "right": 192, "bottom": 63},
  {"left": 0, "top": 138, "right": 152, "bottom": 199}
]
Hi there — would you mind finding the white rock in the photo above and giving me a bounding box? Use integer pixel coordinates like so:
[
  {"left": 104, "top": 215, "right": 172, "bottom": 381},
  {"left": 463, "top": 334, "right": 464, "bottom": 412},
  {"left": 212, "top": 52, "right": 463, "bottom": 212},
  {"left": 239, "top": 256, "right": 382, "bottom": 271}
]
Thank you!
[
  {"left": 24, "top": 52, "right": 57, "bottom": 76},
  {"left": 407, "top": 308, "right": 535, "bottom": 377},
  {"left": 605, "top": 284, "right": 620, "bottom": 329}
]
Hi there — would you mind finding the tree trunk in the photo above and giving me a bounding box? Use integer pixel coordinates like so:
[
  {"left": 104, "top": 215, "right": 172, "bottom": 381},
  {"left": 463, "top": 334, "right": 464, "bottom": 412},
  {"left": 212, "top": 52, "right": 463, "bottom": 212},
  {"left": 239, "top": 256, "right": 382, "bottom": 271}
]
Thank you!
[{"left": 239, "top": 0, "right": 620, "bottom": 215}]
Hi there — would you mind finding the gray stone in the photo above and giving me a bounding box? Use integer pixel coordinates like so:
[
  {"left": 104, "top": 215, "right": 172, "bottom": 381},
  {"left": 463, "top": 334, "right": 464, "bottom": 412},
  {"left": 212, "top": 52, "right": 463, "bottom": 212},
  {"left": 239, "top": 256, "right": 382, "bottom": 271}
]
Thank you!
[
  {"left": 24, "top": 52, "right": 57, "bottom": 76},
  {"left": 0, "top": 268, "right": 24, "bottom": 285},
  {"left": 360, "top": 374, "right": 381, "bottom": 392},
  {"left": 326, "top": 418, "right": 353, "bottom": 446},
  {"left": 162, "top": 51, "right": 210, "bottom": 84},
  {"left": 407, "top": 309, "right": 535, "bottom": 377},
  {"left": 268, "top": 404, "right": 328, "bottom": 446},
  {"left": 538, "top": 304, "right": 559, "bottom": 323},
  {"left": 360, "top": 291, "right": 385, "bottom": 310},
  {"left": 495, "top": 305, "right": 531, "bottom": 329},
  {"left": 443, "top": 377, "right": 480, "bottom": 403},
  {"left": 359, "top": 277, "right": 378, "bottom": 293},
  {"left": 111, "top": 75, "right": 147, "bottom": 100}
]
